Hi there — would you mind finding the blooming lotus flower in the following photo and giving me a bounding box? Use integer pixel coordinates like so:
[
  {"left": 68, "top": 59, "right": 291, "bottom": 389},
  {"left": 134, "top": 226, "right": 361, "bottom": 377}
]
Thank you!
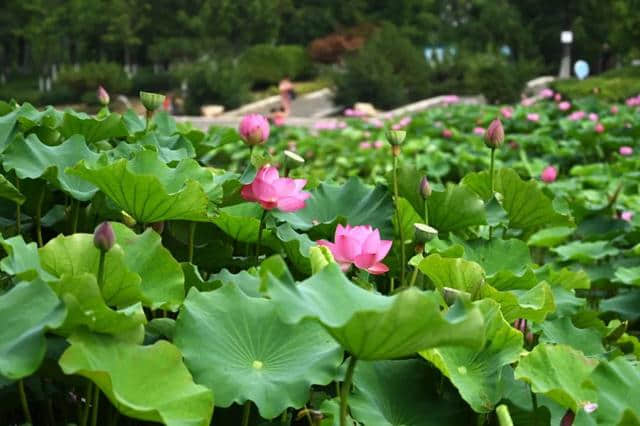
[
  {"left": 569, "top": 111, "right": 585, "bottom": 121},
  {"left": 588, "top": 113, "right": 599, "bottom": 122},
  {"left": 540, "top": 88, "right": 554, "bottom": 98},
  {"left": 442, "top": 129, "right": 453, "bottom": 138},
  {"left": 521, "top": 97, "right": 536, "bottom": 107},
  {"left": 500, "top": 107, "right": 514, "bottom": 119},
  {"left": 473, "top": 127, "right": 485, "bottom": 136},
  {"left": 527, "top": 113, "right": 540, "bottom": 122},
  {"left": 541, "top": 166, "right": 557, "bottom": 183},
  {"left": 241, "top": 166, "right": 310, "bottom": 212},
  {"left": 97, "top": 86, "right": 110, "bottom": 105},
  {"left": 317, "top": 224, "right": 392, "bottom": 274},
  {"left": 611, "top": 105, "right": 619, "bottom": 114},
  {"left": 558, "top": 101, "right": 571, "bottom": 111},
  {"left": 621, "top": 211, "right": 634, "bottom": 222},
  {"left": 620, "top": 146, "right": 633, "bottom": 156},
  {"left": 239, "top": 114, "right": 270, "bottom": 146},
  {"left": 595, "top": 123, "right": 605, "bottom": 133}
]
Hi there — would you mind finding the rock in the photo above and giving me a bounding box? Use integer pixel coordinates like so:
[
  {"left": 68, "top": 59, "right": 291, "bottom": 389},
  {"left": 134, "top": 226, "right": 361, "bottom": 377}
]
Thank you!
[
  {"left": 201, "top": 105, "right": 225, "bottom": 117},
  {"left": 354, "top": 102, "right": 377, "bottom": 116}
]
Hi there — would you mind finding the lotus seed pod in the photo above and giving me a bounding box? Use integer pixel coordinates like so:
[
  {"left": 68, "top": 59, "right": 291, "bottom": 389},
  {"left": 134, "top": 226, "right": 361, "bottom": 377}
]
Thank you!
[{"left": 140, "top": 91, "right": 166, "bottom": 112}]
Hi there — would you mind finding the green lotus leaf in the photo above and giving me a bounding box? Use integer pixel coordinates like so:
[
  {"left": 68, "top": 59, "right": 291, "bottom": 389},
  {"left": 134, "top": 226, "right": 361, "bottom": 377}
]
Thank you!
[
  {"left": 420, "top": 299, "right": 523, "bottom": 413},
  {"left": 111, "top": 223, "right": 184, "bottom": 311},
  {"left": 266, "top": 263, "right": 485, "bottom": 360},
  {"left": 514, "top": 344, "right": 598, "bottom": 412},
  {"left": 187, "top": 266, "right": 260, "bottom": 296},
  {"left": 122, "top": 109, "right": 146, "bottom": 134},
  {"left": 349, "top": 359, "right": 467, "bottom": 425},
  {"left": 59, "top": 331, "right": 214, "bottom": 426},
  {"left": 0, "top": 280, "right": 66, "bottom": 379},
  {"left": 481, "top": 281, "right": 556, "bottom": 323},
  {"left": 0, "top": 234, "right": 55, "bottom": 282},
  {"left": 3, "top": 134, "right": 100, "bottom": 200},
  {"left": 0, "top": 173, "right": 24, "bottom": 204},
  {"left": 528, "top": 227, "right": 575, "bottom": 248},
  {"left": 551, "top": 287, "right": 587, "bottom": 318},
  {"left": 427, "top": 183, "right": 487, "bottom": 233},
  {"left": 0, "top": 106, "right": 20, "bottom": 151},
  {"left": 585, "top": 357, "right": 640, "bottom": 425},
  {"left": 462, "top": 169, "right": 571, "bottom": 231},
  {"left": 271, "top": 177, "right": 394, "bottom": 239},
  {"left": 394, "top": 196, "right": 423, "bottom": 244},
  {"left": 600, "top": 290, "right": 640, "bottom": 321},
  {"left": 49, "top": 273, "right": 146, "bottom": 338},
  {"left": 488, "top": 268, "right": 539, "bottom": 291},
  {"left": 67, "top": 150, "right": 217, "bottom": 223},
  {"left": 139, "top": 132, "right": 196, "bottom": 163},
  {"left": 614, "top": 266, "right": 640, "bottom": 286},
  {"left": 538, "top": 317, "right": 605, "bottom": 356},
  {"left": 418, "top": 253, "right": 485, "bottom": 296},
  {"left": 174, "top": 284, "right": 342, "bottom": 419},
  {"left": 213, "top": 202, "right": 273, "bottom": 243},
  {"left": 274, "top": 223, "right": 314, "bottom": 274},
  {"left": 545, "top": 267, "right": 591, "bottom": 290},
  {"left": 454, "top": 237, "right": 531, "bottom": 276},
  {"left": 552, "top": 241, "right": 620, "bottom": 262},
  {"left": 39, "top": 234, "right": 143, "bottom": 308},
  {"left": 60, "top": 110, "right": 129, "bottom": 143}
]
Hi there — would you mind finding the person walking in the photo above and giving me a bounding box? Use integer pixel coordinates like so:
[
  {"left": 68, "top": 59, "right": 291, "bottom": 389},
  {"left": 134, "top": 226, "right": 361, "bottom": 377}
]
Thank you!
[{"left": 279, "top": 77, "right": 294, "bottom": 115}]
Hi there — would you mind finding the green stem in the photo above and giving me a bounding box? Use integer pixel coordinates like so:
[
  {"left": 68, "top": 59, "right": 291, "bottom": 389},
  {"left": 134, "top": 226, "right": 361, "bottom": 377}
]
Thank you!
[
  {"left": 530, "top": 385, "right": 538, "bottom": 426},
  {"left": 97, "top": 250, "right": 106, "bottom": 289},
  {"left": 256, "top": 209, "right": 267, "bottom": 266},
  {"left": 423, "top": 199, "right": 429, "bottom": 226},
  {"left": 35, "top": 186, "right": 45, "bottom": 247},
  {"left": 18, "top": 379, "right": 32, "bottom": 424},
  {"left": 488, "top": 148, "right": 496, "bottom": 240},
  {"left": 340, "top": 357, "right": 357, "bottom": 426},
  {"left": 409, "top": 265, "right": 419, "bottom": 287},
  {"left": 392, "top": 156, "right": 405, "bottom": 286},
  {"left": 188, "top": 222, "right": 196, "bottom": 263},
  {"left": 71, "top": 198, "right": 80, "bottom": 234},
  {"left": 90, "top": 384, "right": 100, "bottom": 426},
  {"left": 81, "top": 382, "right": 93, "bottom": 426},
  {"left": 145, "top": 110, "right": 153, "bottom": 132},
  {"left": 241, "top": 401, "right": 252, "bottom": 426},
  {"left": 15, "top": 177, "right": 21, "bottom": 235}
]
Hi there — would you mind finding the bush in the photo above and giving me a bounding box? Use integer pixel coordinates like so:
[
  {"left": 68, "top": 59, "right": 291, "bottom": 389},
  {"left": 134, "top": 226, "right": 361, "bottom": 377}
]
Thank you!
[
  {"left": 180, "top": 60, "right": 251, "bottom": 114},
  {"left": 130, "top": 68, "right": 179, "bottom": 95},
  {"left": 57, "top": 62, "right": 132, "bottom": 97},
  {"left": 239, "top": 44, "right": 315, "bottom": 87},
  {"left": 552, "top": 76, "right": 640, "bottom": 102}
]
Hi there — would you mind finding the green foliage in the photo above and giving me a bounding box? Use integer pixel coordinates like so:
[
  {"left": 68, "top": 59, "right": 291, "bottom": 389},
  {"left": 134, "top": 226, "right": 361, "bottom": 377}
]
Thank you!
[
  {"left": 552, "top": 73, "right": 640, "bottom": 102},
  {"left": 57, "top": 62, "right": 132, "bottom": 98},
  {"left": 239, "top": 44, "right": 315, "bottom": 86}
]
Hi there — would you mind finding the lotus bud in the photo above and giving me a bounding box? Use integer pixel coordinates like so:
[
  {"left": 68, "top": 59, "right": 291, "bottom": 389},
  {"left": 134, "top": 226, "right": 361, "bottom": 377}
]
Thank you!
[
  {"left": 239, "top": 114, "right": 270, "bottom": 146},
  {"left": 414, "top": 223, "right": 438, "bottom": 245},
  {"left": 485, "top": 119, "right": 504, "bottom": 149},
  {"left": 419, "top": 176, "right": 431, "bottom": 199},
  {"left": 140, "top": 91, "right": 166, "bottom": 112},
  {"left": 561, "top": 410, "right": 575, "bottom": 426},
  {"left": 385, "top": 130, "right": 406, "bottom": 156},
  {"left": 97, "top": 85, "right": 110, "bottom": 106},
  {"left": 526, "top": 331, "right": 534, "bottom": 346},
  {"left": 150, "top": 221, "right": 165, "bottom": 234},
  {"left": 121, "top": 210, "right": 137, "bottom": 227},
  {"left": 93, "top": 221, "right": 115, "bottom": 252}
]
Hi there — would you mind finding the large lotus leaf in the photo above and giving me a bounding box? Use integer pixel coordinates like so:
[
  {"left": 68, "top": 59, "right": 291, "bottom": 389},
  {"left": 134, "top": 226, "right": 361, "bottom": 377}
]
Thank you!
[
  {"left": 212, "top": 202, "right": 273, "bottom": 243},
  {"left": 3, "top": 134, "right": 100, "bottom": 200},
  {"left": 0, "top": 174, "right": 24, "bottom": 204},
  {"left": 545, "top": 268, "right": 591, "bottom": 290},
  {"left": 174, "top": 284, "right": 342, "bottom": 419},
  {"left": 187, "top": 266, "right": 261, "bottom": 297},
  {"left": 39, "top": 234, "right": 143, "bottom": 308},
  {"left": 420, "top": 299, "right": 523, "bottom": 413},
  {"left": 0, "top": 107, "right": 20, "bottom": 152},
  {"left": 528, "top": 227, "right": 575, "bottom": 248},
  {"left": 0, "top": 235, "right": 55, "bottom": 281},
  {"left": 67, "top": 150, "right": 216, "bottom": 223},
  {"left": 600, "top": 290, "right": 640, "bottom": 321},
  {"left": 552, "top": 241, "right": 619, "bottom": 262},
  {"left": 394, "top": 164, "right": 429, "bottom": 218},
  {"left": 614, "top": 266, "right": 640, "bottom": 286},
  {"left": 418, "top": 254, "right": 485, "bottom": 296},
  {"left": 488, "top": 268, "right": 539, "bottom": 291},
  {"left": 481, "top": 282, "right": 556, "bottom": 323},
  {"left": 0, "top": 280, "right": 66, "bottom": 379},
  {"left": 349, "top": 359, "right": 467, "bottom": 425},
  {"left": 111, "top": 223, "right": 184, "bottom": 310},
  {"left": 59, "top": 110, "right": 128, "bottom": 143},
  {"left": 271, "top": 177, "right": 394, "bottom": 239},
  {"left": 49, "top": 273, "right": 146, "bottom": 337},
  {"left": 585, "top": 357, "right": 640, "bottom": 425},
  {"left": 538, "top": 317, "right": 605, "bottom": 356},
  {"left": 514, "top": 344, "right": 598, "bottom": 412},
  {"left": 274, "top": 223, "right": 314, "bottom": 274},
  {"left": 453, "top": 237, "right": 531, "bottom": 276},
  {"left": 462, "top": 169, "right": 571, "bottom": 231},
  {"left": 59, "top": 332, "right": 214, "bottom": 426},
  {"left": 427, "top": 183, "right": 487, "bottom": 233},
  {"left": 551, "top": 287, "right": 587, "bottom": 318},
  {"left": 394, "top": 196, "right": 423, "bottom": 244},
  {"left": 266, "top": 263, "right": 485, "bottom": 360},
  {"left": 139, "top": 132, "right": 196, "bottom": 163}
]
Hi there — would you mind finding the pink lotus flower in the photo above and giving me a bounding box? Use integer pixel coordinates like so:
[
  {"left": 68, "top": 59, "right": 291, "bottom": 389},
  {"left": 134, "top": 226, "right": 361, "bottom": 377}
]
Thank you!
[
  {"left": 501, "top": 107, "right": 514, "bottom": 119},
  {"left": 619, "top": 146, "right": 633, "bottom": 156},
  {"left": 595, "top": 123, "right": 605, "bottom": 133},
  {"left": 611, "top": 105, "right": 619, "bottom": 114},
  {"left": 442, "top": 129, "right": 453, "bottom": 138},
  {"left": 626, "top": 95, "right": 640, "bottom": 107},
  {"left": 527, "top": 113, "right": 540, "bottom": 122},
  {"left": 521, "top": 97, "right": 536, "bottom": 107},
  {"left": 367, "top": 118, "right": 384, "bottom": 128},
  {"left": 554, "top": 93, "right": 562, "bottom": 102},
  {"left": 473, "top": 127, "right": 485, "bottom": 136},
  {"left": 588, "top": 113, "right": 599, "bottom": 122},
  {"left": 540, "top": 88, "right": 554, "bottom": 98},
  {"left": 359, "top": 141, "right": 372, "bottom": 149},
  {"left": 569, "top": 111, "right": 585, "bottom": 121},
  {"left": 317, "top": 224, "right": 392, "bottom": 274},
  {"left": 392, "top": 116, "right": 412, "bottom": 130},
  {"left": 241, "top": 166, "right": 310, "bottom": 212},
  {"left": 558, "top": 101, "right": 571, "bottom": 111},
  {"left": 541, "top": 166, "right": 557, "bottom": 183},
  {"left": 621, "top": 211, "right": 634, "bottom": 222},
  {"left": 373, "top": 140, "right": 384, "bottom": 149},
  {"left": 239, "top": 114, "right": 270, "bottom": 146}
]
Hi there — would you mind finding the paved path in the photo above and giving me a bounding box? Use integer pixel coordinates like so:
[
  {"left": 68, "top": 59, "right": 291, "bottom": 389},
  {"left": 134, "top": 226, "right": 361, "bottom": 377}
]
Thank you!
[{"left": 222, "top": 88, "right": 339, "bottom": 118}]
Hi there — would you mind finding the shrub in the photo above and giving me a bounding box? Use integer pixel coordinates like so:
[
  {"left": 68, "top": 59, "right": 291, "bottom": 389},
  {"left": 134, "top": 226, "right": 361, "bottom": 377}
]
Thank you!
[
  {"left": 57, "top": 62, "right": 131, "bottom": 97},
  {"left": 130, "top": 68, "right": 179, "bottom": 94},
  {"left": 239, "top": 44, "right": 315, "bottom": 87},
  {"left": 552, "top": 76, "right": 640, "bottom": 102}
]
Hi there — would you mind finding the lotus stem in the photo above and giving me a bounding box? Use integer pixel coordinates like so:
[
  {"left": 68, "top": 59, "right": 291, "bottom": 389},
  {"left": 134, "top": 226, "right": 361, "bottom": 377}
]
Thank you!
[
  {"left": 392, "top": 155, "right": 406, "bottom": 286},
  {"left": 70, "top": 198, "right": 80, "bottom": 234},
  {"left": 15, "top": 177, "right": 21, "bottom": 235},
  {"left": 145, "top": 110, "right": 153, "bottom": 132},
  {"left": 97, "top": 250, "right": 106, "bottom": 289},
  {"left": 530, "top": 385, "right": 538, "bottom": 426},
  {"left": 423, "top": 199, "right": 429, "bottom": 226},
  {"left": 340, "top": 357, "right": 357, "bottom": 426},
  {"left": 18, "top": 379, "right": 32, "bottom": 424},
  {"left": 90, "top": 384, "right": 100, "bottom": 426},
  {"left": 241, "top": 401, "right": 252, "bottom": 426},
  {"left": 256, "top": 209, "right": 268, "bottom": 266},
  {"left": 188, "top": 222, "right": 196, "bottom": 263},
  {"left": 35, "top": 186, "right": 45, "bottom": 246},
  {"left": 488, "top": 147, "right": 496, "bottom": 240},
  {"left": 496, "top": 404, "right": 514, "bottom": 426},
  {"left": 81, "top": 382, "right": 93, "bottom": 426},
  {"left": 409, "top": 265, "right": 419, "bottom": 288}
]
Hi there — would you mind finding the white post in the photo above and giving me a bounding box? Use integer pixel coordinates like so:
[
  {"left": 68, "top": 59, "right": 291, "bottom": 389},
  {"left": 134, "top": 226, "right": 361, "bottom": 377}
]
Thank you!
[{"left": 559, "top": 31, "right": 573, "bottom": 78}]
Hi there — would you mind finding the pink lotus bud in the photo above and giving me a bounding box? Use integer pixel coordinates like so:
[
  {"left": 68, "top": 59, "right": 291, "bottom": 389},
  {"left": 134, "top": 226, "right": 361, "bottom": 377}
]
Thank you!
[
  {"left": 526, "top": 331, "right": 534, "bottom": 345},
  {"left": 373, "top": 140, "right": 384, "bottom": 149},
  {"left": 569, "top": 111, "right": 585, "bottom": 121},
  {"left": 150, "top": 221, "right": 164, "bottom": 234},
  {"left": 540, "top": 88, "right": 554, "bottom": 98},
  {"left": 485, "top": 119, "right": 504, "bottom": 149},
  {"left": 317, "top": 224, "right": 392, "bottom": 274},
  {"left": 419, "top": 176, "right": 431, "bottom": 199},
  {"left": 558, "top": 101, "right": 571, "bottom": 111},
  {"left": 595, "top": 123, "right": 605, "bottom": 133},
  {"left": 561, "top": 410, "right": 575, "bottom": 426},
  {"left": 554, "top": 93, "right": 562, "bottom": 102},
  {"left": 611, "top": 105, "right": 619, "bottom": 114},
  {"left": 241, "top": 166, "right": 310, "bottom": 212},
  {"left": 359, "top": 141, "right": 372, "bottom": 150},
  {"left": 97, "top": 86, "right": 110, "bottom": 105},
  {"left": 541, "top": 166, "right": 557, "bottom": 183},
  {"left": 588, "top": 113, "right": 599, "bottom": 122},
  {"left": 500, "top": 107, "right": 514, "bottom": 119},
  {"left": 473, "top": 127, "right": 485, "bottom": 136},
  {"left": 527, "top": 113, "right": 540, "bottom": 122},
  {"left": 93, "top": 221, "right": 115, "bottom": 252},
  {"left": 521, "top": 97, "right": 535, "bottom": 107},
  {"left": 619, "top": 146, "right": 633, "bottom": 156},
  {"left": 239, "top": 114, "right": 270, "bottom": 146},
  {"left": 621, "top": 211, "right": 634, "bottom": 222},
  {"left": 442, "top": 129, "right": 453, "bottom": 138}
]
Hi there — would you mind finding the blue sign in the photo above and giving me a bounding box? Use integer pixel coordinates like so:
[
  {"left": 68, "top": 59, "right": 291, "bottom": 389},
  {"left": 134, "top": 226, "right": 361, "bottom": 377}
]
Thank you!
[{"left": 574, "top": 60, "right": 590, "bottom": 80}]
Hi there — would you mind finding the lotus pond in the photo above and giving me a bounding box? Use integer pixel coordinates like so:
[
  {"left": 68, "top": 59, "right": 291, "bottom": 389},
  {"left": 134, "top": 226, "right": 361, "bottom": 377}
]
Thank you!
[{"left": 1, "top": 92, "right": 640, "bottom": 426}]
